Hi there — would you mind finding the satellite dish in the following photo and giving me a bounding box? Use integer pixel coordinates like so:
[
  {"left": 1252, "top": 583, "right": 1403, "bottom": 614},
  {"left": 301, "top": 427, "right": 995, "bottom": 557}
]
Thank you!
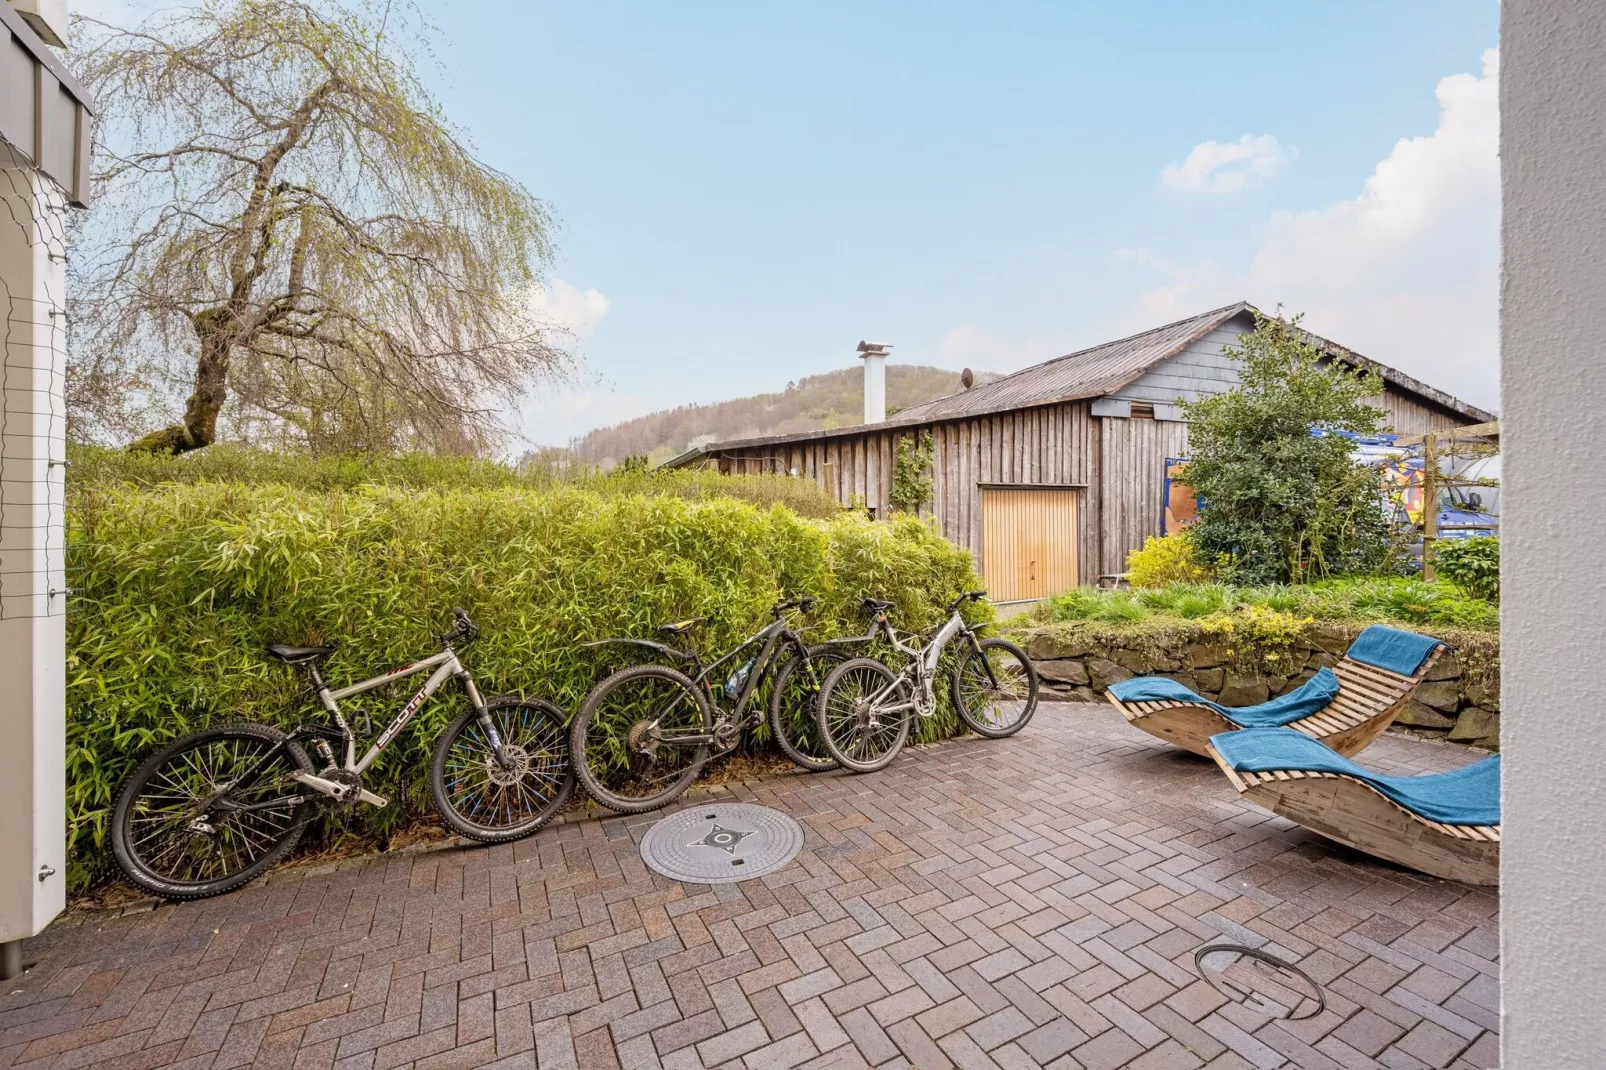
[{"left": 960, "top": 368, "right": 975, "bottom": 390}]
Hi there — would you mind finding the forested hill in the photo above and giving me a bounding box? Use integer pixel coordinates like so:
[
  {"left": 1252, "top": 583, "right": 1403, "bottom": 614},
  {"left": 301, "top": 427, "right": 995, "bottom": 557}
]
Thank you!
[{"left": 572, "top": 365, "right": 995, "bottom": 466}]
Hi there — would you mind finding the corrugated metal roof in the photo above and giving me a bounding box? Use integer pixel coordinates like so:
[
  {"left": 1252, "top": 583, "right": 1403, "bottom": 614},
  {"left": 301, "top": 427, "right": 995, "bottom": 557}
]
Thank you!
[
  {"left": 894, "top": 303, "right": 1245, "bottom": 422},
  {"left": 663, "top": 301, "right": 1497, "bottom": 467}
]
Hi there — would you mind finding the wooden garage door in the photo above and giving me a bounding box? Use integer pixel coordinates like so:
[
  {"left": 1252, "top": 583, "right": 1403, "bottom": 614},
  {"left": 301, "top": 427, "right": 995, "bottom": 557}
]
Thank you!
[{"left": 981, "top": 486, "right": 1079, "bottom": 601}]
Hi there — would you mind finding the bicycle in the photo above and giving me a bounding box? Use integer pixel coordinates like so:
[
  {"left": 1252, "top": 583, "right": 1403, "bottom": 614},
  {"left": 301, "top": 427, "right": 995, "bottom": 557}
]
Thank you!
[
  {"left": 110, "top": 609, "right": 573, "bottom": 900},
  {"left": 570, "top": 597, "right": 872, "bottom": 813},
  {"left": 816, "top": 590, "right": 1039, "bottom": 773}
]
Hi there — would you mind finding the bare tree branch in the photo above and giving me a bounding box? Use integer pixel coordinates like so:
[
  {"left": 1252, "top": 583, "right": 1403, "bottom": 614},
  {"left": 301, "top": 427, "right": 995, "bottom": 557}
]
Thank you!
[{"left": 68, "top": 0, "right": 569, "bottom": 455}]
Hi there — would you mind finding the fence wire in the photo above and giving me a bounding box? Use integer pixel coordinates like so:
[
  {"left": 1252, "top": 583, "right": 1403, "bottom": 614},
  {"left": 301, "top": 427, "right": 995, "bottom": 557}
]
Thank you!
[{"left": 0, "top": 162, "right": 70, "bottom": 621}]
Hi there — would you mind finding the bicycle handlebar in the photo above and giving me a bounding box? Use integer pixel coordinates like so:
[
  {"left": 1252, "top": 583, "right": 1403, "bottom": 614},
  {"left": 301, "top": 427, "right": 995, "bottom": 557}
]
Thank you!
[
  {"left": 439, "top": 607, "right": 480, "bottom": 646},
  {"left": 946, "top": 590, "right": 987, "bottom": 613},
  {"left": 772, "top": 596, "right": 817, "bottom": 617}
]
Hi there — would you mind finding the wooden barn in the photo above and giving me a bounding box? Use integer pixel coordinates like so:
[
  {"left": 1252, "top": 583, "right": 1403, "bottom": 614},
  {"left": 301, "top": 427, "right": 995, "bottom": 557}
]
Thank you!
[{"left": 664, "top": 303, "right": 1496, "bottom": 602}]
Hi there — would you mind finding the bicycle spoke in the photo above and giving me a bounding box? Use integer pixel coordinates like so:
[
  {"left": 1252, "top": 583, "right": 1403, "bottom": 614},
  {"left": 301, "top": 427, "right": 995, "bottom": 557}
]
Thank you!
[
  {"left": 441, "top": 703, "right": 569, "bottom": 830},
  {"left": 125, "top": 734, "right": 303, "bottom": 886}
]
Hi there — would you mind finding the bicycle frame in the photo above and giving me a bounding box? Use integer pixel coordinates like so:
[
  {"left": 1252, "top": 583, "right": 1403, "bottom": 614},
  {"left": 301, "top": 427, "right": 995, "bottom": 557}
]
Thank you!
[
  {"left": 862, "top": 609, "right": 982, "bottom": 716},
  {"left": 222, "top": 645, "right": 493, "bottom": 812}
]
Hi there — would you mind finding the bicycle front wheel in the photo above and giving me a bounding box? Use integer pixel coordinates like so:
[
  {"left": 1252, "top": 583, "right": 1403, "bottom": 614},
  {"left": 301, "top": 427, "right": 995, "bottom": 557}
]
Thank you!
[
  {"left": 571, "top": 664, "right": 712, "bottom": 813},
  {"left": 432, "top": 698, "right": 575, "bottom": 842},
  {"left": 111, "top": 722, "right": 314, "bottom": 900},
  {"left": 816, "top": 658, "right": 910, "bottom": 773},
  {"left": 952, "top": 637, "right": 1039, "bottom": 738},
  {"left": 769, "top": 645, "right": 852, "bottom": 772}
]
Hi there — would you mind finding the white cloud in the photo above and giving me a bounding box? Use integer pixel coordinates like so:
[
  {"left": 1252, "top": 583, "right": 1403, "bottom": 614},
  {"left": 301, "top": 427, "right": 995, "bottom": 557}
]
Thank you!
[
  {"left": 1130, "top": 49, "right": 1500, "bottom": 410},
  {"left": 1162, "top": 134, "right": 1292, "bottom": 193},
  {"left": 527, "top": 278, "right": 611, "bottom": 339}
]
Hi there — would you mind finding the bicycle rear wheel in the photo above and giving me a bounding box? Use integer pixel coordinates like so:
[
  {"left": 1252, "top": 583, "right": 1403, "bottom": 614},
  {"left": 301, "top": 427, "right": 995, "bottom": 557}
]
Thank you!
[
  {"left": 816, "top": 658, "right": 910, "bottom": 773},
  {"left": 432, "top": 698, "right": 574, "bottom": 842},
  {"left": 571, "top": 664, "right": 712, "bottom": 813},
  {"left": 111, "top": 723, "right": 314, "bottom": 900},
  {"left": 769, "top": 645, "right": 851, "bottom": 772},
  {"left": 952, "top": 637, "right": 1039, "bottom": 738}
]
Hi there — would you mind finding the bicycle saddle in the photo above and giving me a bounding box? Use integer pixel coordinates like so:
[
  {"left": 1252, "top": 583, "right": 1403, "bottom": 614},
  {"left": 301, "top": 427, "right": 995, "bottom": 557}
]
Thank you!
[
  {"left": 267, "top": 644, "right": 335, "bottom": 663},
  {"left": 658, "top": 618, "right": 706, "bottom": 637},
  {"left": 861, "top": 598, "right": 895, "bottom": 612}
]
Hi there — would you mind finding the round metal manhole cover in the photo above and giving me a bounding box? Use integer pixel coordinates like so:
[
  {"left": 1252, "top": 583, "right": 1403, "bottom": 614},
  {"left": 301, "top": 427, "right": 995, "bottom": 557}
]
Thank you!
[{"left": 640, "top": 803, "right": 804, "bottom": 884}]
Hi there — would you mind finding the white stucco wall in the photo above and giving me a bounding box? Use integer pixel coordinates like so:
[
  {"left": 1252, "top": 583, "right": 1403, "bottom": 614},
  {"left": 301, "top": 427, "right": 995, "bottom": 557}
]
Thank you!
[
  {"left": 1501, "top": 1, "right": 1606, "bottom": 1065},
  {"left": 0, "top": 147, "right": 67, "bottom": 939}
]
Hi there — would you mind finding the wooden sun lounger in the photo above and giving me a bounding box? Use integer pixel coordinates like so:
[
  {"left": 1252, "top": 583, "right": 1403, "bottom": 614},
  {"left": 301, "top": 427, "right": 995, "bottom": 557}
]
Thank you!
[
  {"left": 1206, "top": 742, "right": 1499, "bottom": 886},
  {"left": 1107, "top": 646, "right": 1444, "bottom": 759}
]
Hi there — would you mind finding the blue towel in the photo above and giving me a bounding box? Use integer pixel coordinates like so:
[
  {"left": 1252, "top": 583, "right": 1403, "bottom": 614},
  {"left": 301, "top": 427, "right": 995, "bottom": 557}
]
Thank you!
[
  {"left": 1110, "top": 667, "right": 1341, "bottom": 728},
  {"left": 1345, "top": 625, "right": 1444, "bottom": 676},
  {"left": 1212, "top": 727, "right": 1500, "bottom": 826}
]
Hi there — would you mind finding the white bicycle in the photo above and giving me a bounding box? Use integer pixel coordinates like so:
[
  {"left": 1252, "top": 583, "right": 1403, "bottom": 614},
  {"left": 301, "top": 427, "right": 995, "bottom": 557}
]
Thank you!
[
  {"left": 110, "top": 609, "right": 572, "bottom": 900},
  {"left": 815, "top": 591, "right": 1039, "bottom": 773}
]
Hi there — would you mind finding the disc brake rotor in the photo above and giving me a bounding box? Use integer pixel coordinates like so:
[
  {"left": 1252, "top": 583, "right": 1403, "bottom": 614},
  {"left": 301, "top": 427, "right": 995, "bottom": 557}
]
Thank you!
[{"left": 485, "top": 744, "right": 531, "bottom": 787}]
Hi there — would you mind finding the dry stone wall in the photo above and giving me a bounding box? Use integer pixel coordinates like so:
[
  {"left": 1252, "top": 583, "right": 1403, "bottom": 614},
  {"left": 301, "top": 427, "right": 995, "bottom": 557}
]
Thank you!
[{"left": 1018, "top": 621, "right": 1500, "bottom": 750}]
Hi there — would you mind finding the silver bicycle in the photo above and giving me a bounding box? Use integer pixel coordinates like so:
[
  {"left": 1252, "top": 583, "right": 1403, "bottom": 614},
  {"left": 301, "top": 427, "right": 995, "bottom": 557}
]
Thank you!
[
  {"left": 110, "top": 609, "right": 572, "bottom": 900},
  {"left": 815, "top": 591, "right": 1039, "bottom": 772}
]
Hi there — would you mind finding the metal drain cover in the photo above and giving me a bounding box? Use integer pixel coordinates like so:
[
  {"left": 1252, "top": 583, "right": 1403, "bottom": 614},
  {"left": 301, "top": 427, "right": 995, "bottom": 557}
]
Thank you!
[{"left": 640, "top": 803, "right": 804, "bottom": 884}]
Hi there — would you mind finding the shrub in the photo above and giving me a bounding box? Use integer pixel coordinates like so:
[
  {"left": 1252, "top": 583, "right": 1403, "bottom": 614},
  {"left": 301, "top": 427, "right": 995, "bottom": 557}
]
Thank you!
[
  {"left": 1180, "top": 311, "right": 1400, "bottom": 584},
  {"left": 1034, "top": 577, "right": 1496, "bottom": 633},
  {"left": 64, "top": 482, "right": 984, "bottom": 890},
  {"left": 1436, "top": 537, "right": 1500, "bottom": 603},
  {"left": 66, "top": 443, "right": 842, "bottom": 517},
  {"left": 1126, "top": 533, "right": 1211, "bottom": 588}
]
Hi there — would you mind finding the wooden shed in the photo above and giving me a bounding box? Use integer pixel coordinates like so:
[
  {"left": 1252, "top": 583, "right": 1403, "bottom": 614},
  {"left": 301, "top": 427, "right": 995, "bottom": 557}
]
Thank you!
[{"left": 664, "top": 303, "right": 1496, "bottom": 602}]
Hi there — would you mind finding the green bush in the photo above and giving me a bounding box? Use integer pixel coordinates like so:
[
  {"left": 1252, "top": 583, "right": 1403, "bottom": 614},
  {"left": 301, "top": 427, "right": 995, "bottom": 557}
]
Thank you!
[
  {"left": 67, "top": 443, "right": 842, "bottom": 518},
  {"left": 1036, "top": 576, "right": 1497, "bottom": 632},
  {"left": 1436, "top": 537, "right": 1500, "bottom": 603},
  {"left": 65, "top": 481, "right": 984, "bottom": 890}
]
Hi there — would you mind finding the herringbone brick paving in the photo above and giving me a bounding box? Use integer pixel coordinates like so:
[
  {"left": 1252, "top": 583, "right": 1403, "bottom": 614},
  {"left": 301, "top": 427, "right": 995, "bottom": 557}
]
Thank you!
[{"left": 4, "top": 703, "right": 1499, "bottom": 1069}]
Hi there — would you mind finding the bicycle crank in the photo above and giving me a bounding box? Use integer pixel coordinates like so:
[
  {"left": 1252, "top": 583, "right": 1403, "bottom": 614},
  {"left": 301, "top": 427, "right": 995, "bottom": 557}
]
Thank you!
[{"left": 290, "top": 769, "right": 389, "bottom": 808}]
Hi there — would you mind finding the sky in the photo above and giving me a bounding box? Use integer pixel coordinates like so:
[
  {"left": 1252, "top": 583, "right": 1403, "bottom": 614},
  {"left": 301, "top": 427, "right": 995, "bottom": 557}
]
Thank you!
[{"left": 75, "top": 1, "right": 1503, "bottom": 450}]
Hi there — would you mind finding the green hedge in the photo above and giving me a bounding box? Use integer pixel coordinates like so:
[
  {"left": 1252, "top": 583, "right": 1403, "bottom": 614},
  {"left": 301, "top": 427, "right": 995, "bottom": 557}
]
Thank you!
[
  {"left": 66, "top": 443, "right": 843, "bottom": 518},
  {"left": 66, "top": 480, "right": 985, "bottom": 889}
]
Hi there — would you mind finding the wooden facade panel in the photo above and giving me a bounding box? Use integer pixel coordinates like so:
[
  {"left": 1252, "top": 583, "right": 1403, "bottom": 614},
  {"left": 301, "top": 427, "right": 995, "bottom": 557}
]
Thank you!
[
  {"left": 981, "top": 486, "right": 1079, "bottom": 601},
  {"left": 1096, "top": 415, "right": 1190, "bottom": 576}
]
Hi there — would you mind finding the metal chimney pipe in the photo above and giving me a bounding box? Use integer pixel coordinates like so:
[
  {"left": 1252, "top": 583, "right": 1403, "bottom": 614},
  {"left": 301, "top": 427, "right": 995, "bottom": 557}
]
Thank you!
[{"left": 857, "top": 341, "right": 891, "bottom": 423}]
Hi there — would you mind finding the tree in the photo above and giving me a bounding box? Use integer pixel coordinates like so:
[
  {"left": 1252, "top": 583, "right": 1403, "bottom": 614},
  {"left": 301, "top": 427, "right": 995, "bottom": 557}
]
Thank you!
[
  {"left": 70, "top": 0, "right": 565, "bottom": 454},
  {"left": 1180, "top": 311, "right": 1398, "bottom": 584}
]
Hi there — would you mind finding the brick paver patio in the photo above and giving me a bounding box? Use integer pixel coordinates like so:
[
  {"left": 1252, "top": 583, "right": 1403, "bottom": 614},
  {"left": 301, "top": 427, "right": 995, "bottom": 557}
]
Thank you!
[{"left": 2, "top": 703, "right": 1499, "bottom": 1069}]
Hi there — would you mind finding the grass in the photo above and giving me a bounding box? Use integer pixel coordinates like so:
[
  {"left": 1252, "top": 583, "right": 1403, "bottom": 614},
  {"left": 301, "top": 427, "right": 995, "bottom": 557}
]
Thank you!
[{"left": 1035, "top": 577, "right": 1499, "bottom": 632}]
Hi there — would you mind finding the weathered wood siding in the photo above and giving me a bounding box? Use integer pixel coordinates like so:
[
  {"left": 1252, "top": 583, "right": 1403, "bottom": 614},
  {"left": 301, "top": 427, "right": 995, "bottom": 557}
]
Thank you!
[
  {"left": 703, "top": 337, "right": 1484, "bottom": 595},
  {"left": 713, "top": 402, "right": 1100, "bottom": 586},
  {"left": 1096, "top": 414, "right": 1192, "bottom": 577}
]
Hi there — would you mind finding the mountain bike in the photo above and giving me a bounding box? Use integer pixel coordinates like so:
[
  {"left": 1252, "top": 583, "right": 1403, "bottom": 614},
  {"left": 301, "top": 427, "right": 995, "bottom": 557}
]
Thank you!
[
  {"left": 110, "top": 609, "right": 572, "bottom": 900},
  {"left": 570, "top": 597, "right": 875, "bottom": 813},
  {"left": 816, "top": 591, "right": 1039, "bottom": 773}
]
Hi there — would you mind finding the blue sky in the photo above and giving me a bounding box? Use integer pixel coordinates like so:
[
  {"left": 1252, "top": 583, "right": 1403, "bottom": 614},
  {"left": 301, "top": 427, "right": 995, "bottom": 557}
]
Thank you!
[{"left": 80, "top": 0, "right": 1505, "bottom": 448}]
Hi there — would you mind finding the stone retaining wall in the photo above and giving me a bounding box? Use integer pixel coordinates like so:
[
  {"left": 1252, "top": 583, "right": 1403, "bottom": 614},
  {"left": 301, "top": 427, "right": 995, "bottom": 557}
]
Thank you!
[{"left": 1018, "top": 621, "right": 1500, "bottom": 749}]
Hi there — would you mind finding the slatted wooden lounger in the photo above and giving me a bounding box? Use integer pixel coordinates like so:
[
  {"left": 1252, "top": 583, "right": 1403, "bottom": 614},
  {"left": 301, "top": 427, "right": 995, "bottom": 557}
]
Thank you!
[
  {"left": 1206, "top": 727, "right": 1499, "bottom": 886},
  {"left": 1106, "top": 627, "right": 1446, "bottom": 759}
]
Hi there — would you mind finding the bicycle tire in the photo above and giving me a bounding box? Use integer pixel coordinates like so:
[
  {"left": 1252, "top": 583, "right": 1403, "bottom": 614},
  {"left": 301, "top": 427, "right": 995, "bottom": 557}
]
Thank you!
[
  {"left": 768, "top": 644, "right": 851, "bottom": 772},
  {"left": 111, "top": 722, "right": 314, "bottom": 901},
  {"left": 431, "top": 697, "right": 575, "bottom": 843},
  {"left": 571, "top": 663, "right": 712, "bottom": 814},
  {"left": 816, "top": 658, "right": 911, "bottom": 773},
  {"left": 951, "top": 637, "right": 1040, "bottom": 738}
]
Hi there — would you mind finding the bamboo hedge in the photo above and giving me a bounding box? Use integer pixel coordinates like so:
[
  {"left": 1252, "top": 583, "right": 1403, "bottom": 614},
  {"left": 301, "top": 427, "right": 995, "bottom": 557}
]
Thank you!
[{"left": 65, "top": 479, "right": 985, "bottom": 890}]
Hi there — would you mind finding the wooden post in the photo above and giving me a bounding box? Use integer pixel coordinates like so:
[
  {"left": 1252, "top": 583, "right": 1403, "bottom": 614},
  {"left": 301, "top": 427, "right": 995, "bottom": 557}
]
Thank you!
[{"left": 1422, "top": 432, "right": 1439, "bottom": 581}]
